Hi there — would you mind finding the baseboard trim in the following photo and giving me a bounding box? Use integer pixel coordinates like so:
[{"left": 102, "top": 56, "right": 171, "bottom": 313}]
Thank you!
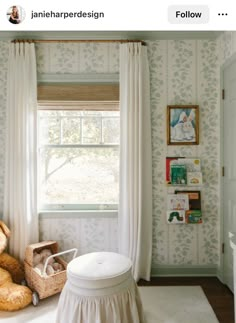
[{"left": 151, "top": 265, "right": 218, "bottom": 277}]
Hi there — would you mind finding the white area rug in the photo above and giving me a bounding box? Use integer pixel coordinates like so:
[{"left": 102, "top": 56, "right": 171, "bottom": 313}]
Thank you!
[
  {"left": 140, "top": 286, "right": 219, "bottom": 323},
  {"left": 0, "top": 286, "right": 219, "bottom": 323}
]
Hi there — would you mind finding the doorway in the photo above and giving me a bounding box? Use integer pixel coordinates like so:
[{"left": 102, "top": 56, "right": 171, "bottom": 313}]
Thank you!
[{"left": 222, "top": 55, "right": 236, "bottom": 292}]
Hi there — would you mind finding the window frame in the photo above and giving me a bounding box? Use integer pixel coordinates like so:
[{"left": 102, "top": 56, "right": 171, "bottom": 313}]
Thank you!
[{"left": 37, "top": 84, "right": 120, "bottom": 211}]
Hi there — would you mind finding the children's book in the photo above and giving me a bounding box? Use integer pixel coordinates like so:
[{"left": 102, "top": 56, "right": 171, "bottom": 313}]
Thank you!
[
  {"left": 167, "top": 210, "right": 185, "bottom": 224},
  {"left": 187, "top": 172, "right": 203, "bottom": 185},
  {"left": 177, "top": 158, "right": 201, "bottom": 172},
  {"left": 167, "top": 194, "right": 189, "bottom": 210},
  {"left": 170, "top": 164, "right": 187, "bottom": 185},
  {"left": 175, "top": 190, "right": 201, "bottom": 210},
  {"left": 166, "top": 157, "right": 180, "bottom": 184},
  {"left": 185, "top": 210, "right": 202, "bottom": 224}
]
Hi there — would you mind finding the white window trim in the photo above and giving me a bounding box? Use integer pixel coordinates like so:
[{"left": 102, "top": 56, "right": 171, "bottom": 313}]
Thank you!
[
  {"left": 38, "top": 105, "right": 120, "bottom": 212},
  {"left": 39, "top": 210, "right": 118, "bottom": 219}
]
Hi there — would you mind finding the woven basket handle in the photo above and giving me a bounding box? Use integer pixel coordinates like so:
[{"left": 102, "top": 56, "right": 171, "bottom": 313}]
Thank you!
[{"left": 42, "top": 248, "right": 78, "bottom": 276}]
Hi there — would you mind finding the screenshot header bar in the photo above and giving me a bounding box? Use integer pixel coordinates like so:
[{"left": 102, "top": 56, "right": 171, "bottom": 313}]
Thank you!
[{"left": 0, "top": 0, "right": 236, "bottom": 31}]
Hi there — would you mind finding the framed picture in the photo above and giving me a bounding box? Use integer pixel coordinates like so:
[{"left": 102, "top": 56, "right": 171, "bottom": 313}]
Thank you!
[{"left": 167, "top": 105, "right": 199, "bottom": 145}]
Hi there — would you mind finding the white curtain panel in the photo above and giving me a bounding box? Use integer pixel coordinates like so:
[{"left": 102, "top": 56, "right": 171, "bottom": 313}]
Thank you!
[
  {"left": 4, "top": 43, "right": 38, "bottom": 260},
  {"left": 119, "top": 43, "right": 152, "bottom": 281}
]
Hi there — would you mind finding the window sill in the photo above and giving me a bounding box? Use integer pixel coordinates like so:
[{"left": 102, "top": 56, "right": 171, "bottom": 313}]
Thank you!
[{"left": 38, "top": 210, "right": 118, "bottom": 219}]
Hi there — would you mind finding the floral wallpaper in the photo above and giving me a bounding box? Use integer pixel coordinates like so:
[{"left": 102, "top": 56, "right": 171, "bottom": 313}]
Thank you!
[
  {"left": 40, "top": 216, "right": 118, "bottom": 255},
  {"left": 218, "top": 31, "right": 236, "bottom": 65},
  {"left": 148, "top": 39, "right": 220, "bottom": 267},
  {"left": 35, "top": 40, "right": 220, "bottom": 267},
  {"left": 35, "top": 42, "right": 119, "bottom": 74},
  {"left": 0, "top": 33, "right": 236, "bottom": 272}
]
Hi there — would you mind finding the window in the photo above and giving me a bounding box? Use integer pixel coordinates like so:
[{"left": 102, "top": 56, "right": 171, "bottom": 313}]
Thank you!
[{"left": 38, "top": 107, "right": 119, "bottom": 210}]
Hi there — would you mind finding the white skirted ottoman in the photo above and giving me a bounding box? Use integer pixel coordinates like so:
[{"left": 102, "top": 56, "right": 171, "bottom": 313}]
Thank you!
[{"left": 56, "top": 252, "right": 145, "bottom": 323}]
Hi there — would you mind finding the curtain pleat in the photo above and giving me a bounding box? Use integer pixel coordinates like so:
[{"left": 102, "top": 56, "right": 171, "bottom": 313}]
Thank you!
[
  {"left": 4, "top": 43, "right": 38, "bottom": 260},
  {"left": 119, "top": 43, "right": 152, "bottom": 281}
]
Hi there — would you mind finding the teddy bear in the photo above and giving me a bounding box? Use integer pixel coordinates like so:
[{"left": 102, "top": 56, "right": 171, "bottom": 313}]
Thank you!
[{"left": 0, "top": 220, "right": 32, "bottom": 311}]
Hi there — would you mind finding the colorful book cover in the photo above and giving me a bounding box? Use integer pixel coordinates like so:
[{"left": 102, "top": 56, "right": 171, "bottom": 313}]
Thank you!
[
  {"left": 187, "top": 172, "right": 203, "bottom": 185},
  {"left": 185, "top": 210, "right": 202, "bottom": 224},
  {"left": 170, "top": 164, "right": 187, "bottom": 185},
  {"left": 175, "top": 190, "right": 201, "bottom": 210},
  {"left": 178, "top": 158, "right": 201, "bottom": 172},
  {"left": 166, "top": 157, "right": 179, "bottom": 184},
  {"left": 167, "top": 194, "right": 189, "bottom": 210},
  {"left": 167, "top": 210, "right": 185, "bottom": 224}
]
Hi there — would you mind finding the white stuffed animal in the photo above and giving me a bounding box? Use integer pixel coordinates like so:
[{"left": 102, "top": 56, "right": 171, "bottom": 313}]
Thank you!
[
  {"left": 33, "top": 252, "right": 42, "bottom": 266},
  {"left": 33, "top": 248, "right": 64, "bottom": 276}
]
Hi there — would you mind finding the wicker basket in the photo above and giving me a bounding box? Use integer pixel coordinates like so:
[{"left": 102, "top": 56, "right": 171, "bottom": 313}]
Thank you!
[{"left": 24, "top": 241, "right": 77, "bottom": 300}]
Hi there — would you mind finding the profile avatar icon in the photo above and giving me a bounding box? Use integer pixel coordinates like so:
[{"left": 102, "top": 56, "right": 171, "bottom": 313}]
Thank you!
[{"left": 7, "top": 5, "right": 25, "bottom": 24}]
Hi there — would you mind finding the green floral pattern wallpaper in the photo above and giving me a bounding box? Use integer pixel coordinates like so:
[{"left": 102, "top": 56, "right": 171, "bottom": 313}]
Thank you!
[
  {"left": 148, "top": 39, "right": 220, "bottom": 267},
  {"left": 0, "top": 33, "right": 236, "bottom": 270},
  {"left": 36, "top": 42, "right": 119, "bottom": 74}
]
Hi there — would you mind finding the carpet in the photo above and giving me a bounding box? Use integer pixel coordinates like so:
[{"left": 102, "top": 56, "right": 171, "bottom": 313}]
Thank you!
[
  {"left": 0, "top": 286, "right": 219, "bottom": 323},
  {"left": 139, "top": 286, "right": 219, "bottom": 323}
]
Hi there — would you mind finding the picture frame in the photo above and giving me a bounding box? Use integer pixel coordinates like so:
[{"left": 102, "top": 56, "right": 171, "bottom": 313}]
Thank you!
[{"left": 167, "top": 105, "right": 199, "bottom": 145}]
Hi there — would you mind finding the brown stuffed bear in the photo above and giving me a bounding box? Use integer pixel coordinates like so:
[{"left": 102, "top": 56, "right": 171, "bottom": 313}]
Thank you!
[{"left": 0, "top": 220, "right": 32, "bottom": 311}]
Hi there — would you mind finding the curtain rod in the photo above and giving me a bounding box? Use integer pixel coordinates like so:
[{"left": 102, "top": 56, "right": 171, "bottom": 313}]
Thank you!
[{"left": 11, "top": 39, "right": 146, "bottom": 46}]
